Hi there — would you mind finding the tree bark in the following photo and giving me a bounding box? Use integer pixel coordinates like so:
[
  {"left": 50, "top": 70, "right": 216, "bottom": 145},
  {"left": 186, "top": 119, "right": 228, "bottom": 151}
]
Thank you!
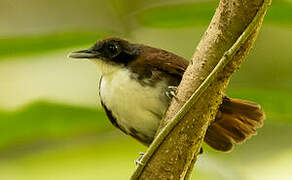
[{"left": 130, "top": 0, "right": 271, "bottom": 179}]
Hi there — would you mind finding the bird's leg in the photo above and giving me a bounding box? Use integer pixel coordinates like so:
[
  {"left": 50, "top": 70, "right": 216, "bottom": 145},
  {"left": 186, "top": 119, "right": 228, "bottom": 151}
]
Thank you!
[
  {"left": 166, "top": 86, "right": 178, "bottom": 100},
  {"left": 134, "top": 152, "right": 144, "bottom": 166}
]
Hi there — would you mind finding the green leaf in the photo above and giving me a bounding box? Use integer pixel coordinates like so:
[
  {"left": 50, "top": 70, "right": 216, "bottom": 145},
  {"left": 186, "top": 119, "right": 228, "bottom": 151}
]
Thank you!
[
  {"left": 134, "top": 1, "right": 292, "bottom": 28},
  {"left": 0, "top": 31, "right": 114, "bottom": 60},
  {"left": 135, "top": 2, "right": 217, "bottom": 28},
  {"left": 0, "top": 102, "right": 111, "bottom": 149}
]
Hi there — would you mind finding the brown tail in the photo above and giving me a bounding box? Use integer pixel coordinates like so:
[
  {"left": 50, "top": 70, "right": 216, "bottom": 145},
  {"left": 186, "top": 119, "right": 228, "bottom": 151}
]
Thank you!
[{"left": 204, "top": 97, "right": 265, "bottom": 152}]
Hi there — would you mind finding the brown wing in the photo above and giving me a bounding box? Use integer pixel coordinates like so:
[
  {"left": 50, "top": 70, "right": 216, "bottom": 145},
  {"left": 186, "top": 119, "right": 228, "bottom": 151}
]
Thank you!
[
  {"left": 144, "top": 47, "right": 189, "bottom": 77},
  {"left": 128, "top": 46, "right": 189, "bottom": 84}
]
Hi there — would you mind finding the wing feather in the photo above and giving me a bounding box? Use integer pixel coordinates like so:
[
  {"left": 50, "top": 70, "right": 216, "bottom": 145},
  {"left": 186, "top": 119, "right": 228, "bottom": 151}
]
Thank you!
[{"left": 128, "top": 46, "right": 189, "bottom": 82}]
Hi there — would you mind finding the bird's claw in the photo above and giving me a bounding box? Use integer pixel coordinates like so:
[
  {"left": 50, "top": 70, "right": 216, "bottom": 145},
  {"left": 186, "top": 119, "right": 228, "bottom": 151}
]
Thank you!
[
  {"left": 134, "top": 152, "right": 144, "bottom": 166},
  {"left": 166, "top": 86, "right": 178, "bottom": 100},
  {"left": 134, "top": 159, "right": 144, "bottom": 166}
]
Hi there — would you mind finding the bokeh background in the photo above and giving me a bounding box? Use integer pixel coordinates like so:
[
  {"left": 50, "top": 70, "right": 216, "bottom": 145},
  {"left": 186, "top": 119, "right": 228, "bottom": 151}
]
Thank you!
[{"left": 0, "top": 0, "right": 291, "bottom": 179}]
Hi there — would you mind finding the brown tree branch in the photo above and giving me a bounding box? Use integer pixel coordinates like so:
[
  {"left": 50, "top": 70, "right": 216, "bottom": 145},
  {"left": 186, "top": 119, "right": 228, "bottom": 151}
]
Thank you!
[{"left": 130, "top": 0, "right": 271, "bottom": 179}]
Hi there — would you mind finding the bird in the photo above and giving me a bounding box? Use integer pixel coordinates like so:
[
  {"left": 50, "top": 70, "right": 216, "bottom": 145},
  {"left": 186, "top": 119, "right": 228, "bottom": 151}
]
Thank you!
[{"left": 68, "top": 37, "right": 265, "bottom": 152}]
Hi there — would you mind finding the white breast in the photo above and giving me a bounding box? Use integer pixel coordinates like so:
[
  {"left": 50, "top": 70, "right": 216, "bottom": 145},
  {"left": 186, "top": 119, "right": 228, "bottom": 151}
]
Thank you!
[{"left": 99, "top": 68, "right": 169, "bottom": 141}]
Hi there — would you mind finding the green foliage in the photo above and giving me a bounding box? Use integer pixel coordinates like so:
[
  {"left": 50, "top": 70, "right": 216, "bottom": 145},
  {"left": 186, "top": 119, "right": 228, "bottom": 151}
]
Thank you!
[
  {"left": 0, "top": 102, "right": 111, "bottom": 149},
  {"left": 0, "top": 137, "right": 145, "bottom": 180},
  {"left": 134, "top": 0, "right": 292, "bottom": 28},
  {"left": 0, "top": 31, "right": 114, "bottom": 60},
  {"left": 135, "top": 1, "right": 216, "bottom": 28},
  {"left": 265, "top": 0, "right": 292, "bottom": 27}
]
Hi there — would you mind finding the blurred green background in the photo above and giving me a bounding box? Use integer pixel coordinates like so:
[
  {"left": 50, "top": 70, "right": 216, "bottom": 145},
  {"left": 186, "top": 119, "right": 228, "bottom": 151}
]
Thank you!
[{"left": 0, "top": 0, "right": 291, "bottom": 179}]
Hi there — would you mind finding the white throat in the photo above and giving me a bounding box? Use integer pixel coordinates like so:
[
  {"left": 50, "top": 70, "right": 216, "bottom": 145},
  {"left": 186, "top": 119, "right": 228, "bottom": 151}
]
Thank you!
[{"left": 90, "top": 59, "right": 121, "bottom": 75}]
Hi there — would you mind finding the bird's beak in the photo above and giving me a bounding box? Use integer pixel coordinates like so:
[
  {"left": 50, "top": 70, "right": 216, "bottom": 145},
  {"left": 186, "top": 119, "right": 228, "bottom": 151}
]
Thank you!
[{"left": 68, "top": 49, "right": 101, "bottom": 59}]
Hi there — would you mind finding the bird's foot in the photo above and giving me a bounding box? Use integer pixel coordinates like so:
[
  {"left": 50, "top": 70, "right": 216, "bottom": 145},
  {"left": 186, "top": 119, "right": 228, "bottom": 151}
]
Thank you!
[
  {"left": 134, "top": 152, "right": 144, "bottom": 166},
  {"left": 166, "top": 86, "right": 178, "bottom": 100}
]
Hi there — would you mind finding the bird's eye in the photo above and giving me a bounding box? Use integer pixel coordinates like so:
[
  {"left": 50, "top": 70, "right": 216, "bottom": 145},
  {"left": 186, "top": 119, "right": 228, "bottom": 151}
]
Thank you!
[{"left": 108, "top": 44, "right": 118, "bottom": 54}]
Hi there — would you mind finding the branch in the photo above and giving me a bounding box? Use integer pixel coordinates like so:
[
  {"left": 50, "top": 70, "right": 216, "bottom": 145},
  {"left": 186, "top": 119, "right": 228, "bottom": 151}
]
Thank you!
[{"left": 130, "top": 0, "right": 271, "bottom": 179}]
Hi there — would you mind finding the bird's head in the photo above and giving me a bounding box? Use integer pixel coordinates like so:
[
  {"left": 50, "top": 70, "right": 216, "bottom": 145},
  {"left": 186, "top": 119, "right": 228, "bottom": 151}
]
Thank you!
[{"left": 68, "top": 37, "right": 141, "bottom": 74}]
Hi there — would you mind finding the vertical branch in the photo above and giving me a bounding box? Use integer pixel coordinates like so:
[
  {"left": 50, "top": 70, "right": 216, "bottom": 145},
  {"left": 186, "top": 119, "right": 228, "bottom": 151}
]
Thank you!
[{"left": 130, "top": 0, "right": 271, "bottom": 179}]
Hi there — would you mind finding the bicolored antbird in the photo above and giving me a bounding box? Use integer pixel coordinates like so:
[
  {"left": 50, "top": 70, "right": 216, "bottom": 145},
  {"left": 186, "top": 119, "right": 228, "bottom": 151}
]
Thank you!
[{"left": 69, "top": 38, "right": 265, "bottom": 152}]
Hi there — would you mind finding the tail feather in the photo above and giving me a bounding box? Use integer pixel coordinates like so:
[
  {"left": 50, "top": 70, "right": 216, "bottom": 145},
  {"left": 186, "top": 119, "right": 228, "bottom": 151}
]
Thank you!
[
  {"left": 204, "top": 123, "right": 233, "bottom": 152},
  {"left": 204, "top": 97, "right": 265, "bottom": 152}
]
